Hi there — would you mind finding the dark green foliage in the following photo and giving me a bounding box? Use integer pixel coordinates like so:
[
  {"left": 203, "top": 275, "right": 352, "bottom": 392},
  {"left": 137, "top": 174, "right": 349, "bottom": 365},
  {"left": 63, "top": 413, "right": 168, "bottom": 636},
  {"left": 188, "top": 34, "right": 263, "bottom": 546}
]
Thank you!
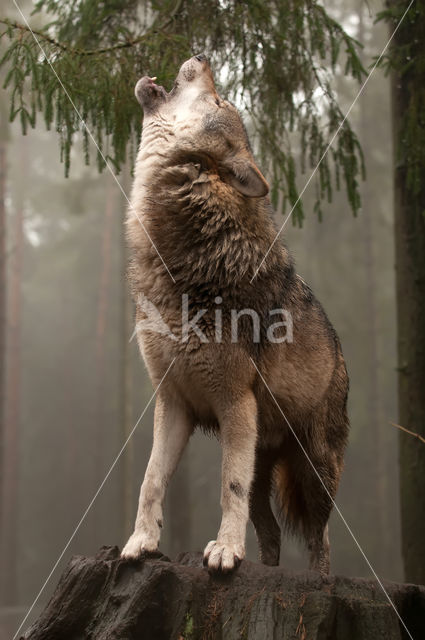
[{"left": 0, "top": 0, "right": 366, "bottom": 224}]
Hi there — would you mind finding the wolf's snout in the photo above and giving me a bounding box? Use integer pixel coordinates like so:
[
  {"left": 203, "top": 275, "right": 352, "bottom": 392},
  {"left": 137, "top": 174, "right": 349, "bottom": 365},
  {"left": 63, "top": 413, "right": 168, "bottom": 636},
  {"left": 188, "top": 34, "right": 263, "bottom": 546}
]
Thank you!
[{"left": 135, "top": 76, "right": 166, "bottom": 110}]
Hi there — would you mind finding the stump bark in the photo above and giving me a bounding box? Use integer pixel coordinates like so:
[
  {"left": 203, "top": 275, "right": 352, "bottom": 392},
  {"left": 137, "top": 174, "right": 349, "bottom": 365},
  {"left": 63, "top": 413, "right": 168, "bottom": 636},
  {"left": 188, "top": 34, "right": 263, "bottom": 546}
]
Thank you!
[{"left": 21, "top": 546, "right": 425, "bottom": 639}]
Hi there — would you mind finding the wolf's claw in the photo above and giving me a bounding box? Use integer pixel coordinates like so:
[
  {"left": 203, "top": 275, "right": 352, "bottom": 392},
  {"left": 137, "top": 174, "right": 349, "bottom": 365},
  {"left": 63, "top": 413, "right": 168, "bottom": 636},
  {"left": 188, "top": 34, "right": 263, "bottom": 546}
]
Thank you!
[
  {"left": 203, "top": 540, "right": 244, "bottom": 573},
  {"left": 121, "top": 531, "right": 159, "bottom": 560}
]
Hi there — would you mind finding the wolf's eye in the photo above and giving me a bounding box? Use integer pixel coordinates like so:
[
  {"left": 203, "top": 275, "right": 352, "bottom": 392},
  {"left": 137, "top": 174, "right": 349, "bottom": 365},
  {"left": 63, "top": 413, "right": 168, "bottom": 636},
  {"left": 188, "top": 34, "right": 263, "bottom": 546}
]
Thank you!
[{"left": 215, "top": 98, "right": 220, "bottom": 106}]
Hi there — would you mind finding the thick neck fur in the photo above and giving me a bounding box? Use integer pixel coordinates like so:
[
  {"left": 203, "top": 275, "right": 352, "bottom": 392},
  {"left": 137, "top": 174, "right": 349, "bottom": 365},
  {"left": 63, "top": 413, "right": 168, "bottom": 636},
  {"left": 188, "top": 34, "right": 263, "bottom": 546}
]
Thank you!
[{"left": 127, "top": 116, "right": 295, "bottom": 311}]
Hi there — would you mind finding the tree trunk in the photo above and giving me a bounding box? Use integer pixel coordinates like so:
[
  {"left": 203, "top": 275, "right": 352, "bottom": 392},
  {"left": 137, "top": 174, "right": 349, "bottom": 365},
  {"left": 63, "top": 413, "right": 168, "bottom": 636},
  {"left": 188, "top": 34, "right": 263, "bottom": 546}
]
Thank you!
[
  {"left": 0, "top": 127, "right": 7, "bottom": 540},
  {"left": 358, "top": 0, "right": 388, "bottom": 572},
  {"left": 19, "top": 546, "right": 425, "bottom": 640},
  {"left": 390, "top": 0, "right": 425, "bottom": 585},
  {"left": 0, "top": 136, "right": 25, "bottom": 604},
  {"left": 167, "top": 450, "right": 192, "bottom": 558},
  {"left": 94, "top": 175, "right": 115, "bottom": 540},
  {"left": 0, "top": 75, "right": 10, "bottom": 554},
  {"left": 120, "top": 164, "right": 135, "bottom": 540}
]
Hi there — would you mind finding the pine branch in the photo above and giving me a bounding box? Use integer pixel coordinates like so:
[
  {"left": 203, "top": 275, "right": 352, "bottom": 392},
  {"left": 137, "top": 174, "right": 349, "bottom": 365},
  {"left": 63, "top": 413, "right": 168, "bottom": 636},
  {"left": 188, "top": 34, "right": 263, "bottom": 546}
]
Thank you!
[
  {"left": 0, "top": 17, "right": 176, "bottom": 56},
  {"left": 0, "top": 18, "right": 70, "bottom": 52}
]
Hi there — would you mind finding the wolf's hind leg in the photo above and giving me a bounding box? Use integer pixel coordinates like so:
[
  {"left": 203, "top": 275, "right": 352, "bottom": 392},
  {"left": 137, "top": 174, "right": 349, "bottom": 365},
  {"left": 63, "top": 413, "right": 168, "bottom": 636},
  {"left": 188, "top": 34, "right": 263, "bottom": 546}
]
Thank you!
[
  {"left": 121, "top": 393, "right": 192, "bottom": 559},
  {"left": 298, "top": 450, "right": 339, "bottom": 576},
  {"left": 308, "top": 524, "right": 330, "bottom": 575},
  {"left": 298, "top": 458, "right": 335, "bottom": 576},
  {"left": 274, "top": 446, "right": 337, "bottom": 576},
  {"left": 249, "top": 450, "right": 281, "bottom": 566},
  {"left": 203, "top": 391, "right": 257, "bottom": 573},
  {"left": 304, "top": 411, "right": 347, "bottom": 575}
]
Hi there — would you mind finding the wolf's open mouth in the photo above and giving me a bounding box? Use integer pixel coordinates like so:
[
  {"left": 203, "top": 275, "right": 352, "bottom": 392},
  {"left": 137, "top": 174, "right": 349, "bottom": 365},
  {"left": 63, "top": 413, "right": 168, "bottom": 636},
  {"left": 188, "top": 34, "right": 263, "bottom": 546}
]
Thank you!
[
  {"left": 147, "top": 76, "right": 159, "bottom": 90},
  {"left": 147, "top": 76, "right": 165, "bottom": 95}
]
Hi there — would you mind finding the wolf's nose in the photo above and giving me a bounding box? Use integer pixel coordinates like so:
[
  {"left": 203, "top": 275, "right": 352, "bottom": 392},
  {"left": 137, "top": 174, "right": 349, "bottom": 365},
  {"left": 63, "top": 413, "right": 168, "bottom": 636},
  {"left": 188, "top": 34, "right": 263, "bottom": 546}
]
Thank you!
[{"left": 195, "top": 53, "right": 207, "bottom": 62}]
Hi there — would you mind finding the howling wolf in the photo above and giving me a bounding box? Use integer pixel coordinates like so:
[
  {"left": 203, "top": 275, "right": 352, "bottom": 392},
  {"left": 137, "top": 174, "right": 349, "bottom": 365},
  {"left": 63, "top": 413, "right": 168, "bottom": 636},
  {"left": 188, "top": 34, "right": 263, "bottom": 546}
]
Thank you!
[{"left": 121, "top": 55, "right": 349, "bottom": 575}]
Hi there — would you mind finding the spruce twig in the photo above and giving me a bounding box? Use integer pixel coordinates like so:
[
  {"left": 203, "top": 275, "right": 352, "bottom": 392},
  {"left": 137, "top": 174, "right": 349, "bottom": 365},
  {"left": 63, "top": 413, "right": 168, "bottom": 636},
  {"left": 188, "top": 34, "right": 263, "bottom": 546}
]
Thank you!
[
  {"left": 0, "top": 18, "right": 171, "bottom": 56},
  {"left": 390, "top": 422, "right": 425, "bottom": 444}
]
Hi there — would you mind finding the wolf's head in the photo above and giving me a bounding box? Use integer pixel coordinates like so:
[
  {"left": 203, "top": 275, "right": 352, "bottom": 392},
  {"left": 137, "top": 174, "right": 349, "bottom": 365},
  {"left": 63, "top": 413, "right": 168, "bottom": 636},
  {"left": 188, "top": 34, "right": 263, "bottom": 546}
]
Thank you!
[{"left": 134, "top": 55, "right": 269, "bottom": 198}]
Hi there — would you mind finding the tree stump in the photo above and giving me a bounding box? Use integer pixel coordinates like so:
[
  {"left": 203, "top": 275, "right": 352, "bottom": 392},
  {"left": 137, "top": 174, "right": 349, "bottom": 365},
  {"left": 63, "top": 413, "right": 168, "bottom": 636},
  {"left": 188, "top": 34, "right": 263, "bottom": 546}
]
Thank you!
[{"left": 20, "top": 546, "right": 425, "bottom": 639}]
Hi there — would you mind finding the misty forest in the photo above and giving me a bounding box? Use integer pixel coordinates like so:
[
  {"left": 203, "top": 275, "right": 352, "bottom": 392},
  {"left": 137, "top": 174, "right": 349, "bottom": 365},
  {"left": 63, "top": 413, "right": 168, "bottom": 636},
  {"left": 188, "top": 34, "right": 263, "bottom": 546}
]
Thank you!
[{"left": 0, "top": 0, "right": 424, "bottom": 639}]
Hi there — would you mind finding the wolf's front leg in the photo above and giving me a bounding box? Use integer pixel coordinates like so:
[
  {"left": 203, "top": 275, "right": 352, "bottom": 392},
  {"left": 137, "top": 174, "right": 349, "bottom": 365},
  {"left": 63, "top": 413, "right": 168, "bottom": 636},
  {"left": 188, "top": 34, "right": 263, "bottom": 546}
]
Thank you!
[
  {"left": 121, "top": 393, "right": 192, "bottom": 559},
  {"left": 204, "top": 391, "right": 258, "bottom": 572}
]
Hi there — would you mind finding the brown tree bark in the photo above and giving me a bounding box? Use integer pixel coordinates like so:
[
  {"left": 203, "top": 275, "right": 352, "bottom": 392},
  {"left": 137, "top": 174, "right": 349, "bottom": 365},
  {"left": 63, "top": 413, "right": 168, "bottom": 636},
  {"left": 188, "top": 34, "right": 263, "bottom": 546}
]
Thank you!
[{"left": 389, "top": 0, "right": 425, "bottom": 584}]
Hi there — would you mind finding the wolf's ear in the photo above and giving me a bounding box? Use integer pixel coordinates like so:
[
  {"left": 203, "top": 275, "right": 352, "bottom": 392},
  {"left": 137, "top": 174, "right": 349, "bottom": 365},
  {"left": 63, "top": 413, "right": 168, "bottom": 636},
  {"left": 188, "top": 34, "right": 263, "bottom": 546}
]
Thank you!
[{"left": 219, "top": 158, "right": 269, "bottom": 198}]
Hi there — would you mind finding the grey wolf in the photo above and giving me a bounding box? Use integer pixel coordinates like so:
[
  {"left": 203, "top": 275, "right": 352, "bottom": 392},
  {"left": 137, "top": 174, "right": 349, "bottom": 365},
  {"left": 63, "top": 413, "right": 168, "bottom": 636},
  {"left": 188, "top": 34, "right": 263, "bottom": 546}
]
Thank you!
[{"left": 121, "top": 55, "right": 349, "bottom": 575}]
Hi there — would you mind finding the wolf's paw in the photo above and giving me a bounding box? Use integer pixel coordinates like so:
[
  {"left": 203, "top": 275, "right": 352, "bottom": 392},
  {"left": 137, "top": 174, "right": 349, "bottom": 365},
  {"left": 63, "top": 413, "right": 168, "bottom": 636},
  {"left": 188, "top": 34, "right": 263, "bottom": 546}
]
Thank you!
[
  {"left": 203, "top": 539, "right": 245, "bottom": 573},
  {"left": 121, "top": 531, "right": 158, "bottom": 560}
]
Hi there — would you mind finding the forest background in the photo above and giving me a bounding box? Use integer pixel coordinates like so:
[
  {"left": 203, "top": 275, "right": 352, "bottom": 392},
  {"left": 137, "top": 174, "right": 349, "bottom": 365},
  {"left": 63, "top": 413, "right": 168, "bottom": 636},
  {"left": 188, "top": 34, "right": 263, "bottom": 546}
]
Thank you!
[{"left": 0, "top": 0, "right": 416, "bottom": 635}]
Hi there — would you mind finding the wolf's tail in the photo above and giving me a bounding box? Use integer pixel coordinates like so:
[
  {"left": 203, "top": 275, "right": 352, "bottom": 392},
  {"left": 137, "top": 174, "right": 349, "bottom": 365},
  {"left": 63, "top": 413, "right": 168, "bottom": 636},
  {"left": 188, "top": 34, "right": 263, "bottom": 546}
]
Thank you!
[
  {"left": 273, "top": 451, "right": 339, "bottom": 541},
  {"left": 273, "top": 458, "right": 307, "bottom": 538}
]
